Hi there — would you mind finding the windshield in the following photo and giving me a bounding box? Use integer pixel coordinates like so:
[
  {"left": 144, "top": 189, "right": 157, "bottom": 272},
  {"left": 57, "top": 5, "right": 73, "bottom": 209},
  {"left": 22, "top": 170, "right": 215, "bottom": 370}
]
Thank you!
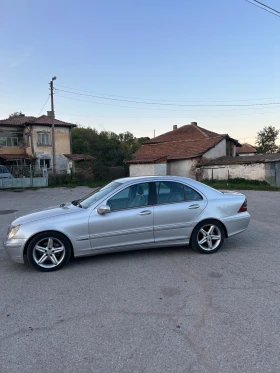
[{"left": 78, "top": 181, "right": 122, "bottom": 209}]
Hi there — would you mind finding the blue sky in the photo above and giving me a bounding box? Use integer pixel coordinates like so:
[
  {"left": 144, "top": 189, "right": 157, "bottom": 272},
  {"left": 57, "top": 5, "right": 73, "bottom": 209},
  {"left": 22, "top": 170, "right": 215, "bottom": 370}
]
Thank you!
[{"left": 1, "top": 0, "right": 280, "bottom": 144}]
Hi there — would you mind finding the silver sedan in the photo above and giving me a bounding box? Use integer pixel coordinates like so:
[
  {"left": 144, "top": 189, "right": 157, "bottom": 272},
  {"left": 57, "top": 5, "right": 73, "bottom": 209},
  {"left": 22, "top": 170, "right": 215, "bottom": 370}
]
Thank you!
[{"left": 4, "top": 176, "right": 250, "bottom": 272}]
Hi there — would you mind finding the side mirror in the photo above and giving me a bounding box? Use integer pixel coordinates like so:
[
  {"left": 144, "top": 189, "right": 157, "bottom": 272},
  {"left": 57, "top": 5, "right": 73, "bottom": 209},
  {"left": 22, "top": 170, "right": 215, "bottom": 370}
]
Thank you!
[{"left": 97, "top": 205, "right": 111, "bottom": 215}]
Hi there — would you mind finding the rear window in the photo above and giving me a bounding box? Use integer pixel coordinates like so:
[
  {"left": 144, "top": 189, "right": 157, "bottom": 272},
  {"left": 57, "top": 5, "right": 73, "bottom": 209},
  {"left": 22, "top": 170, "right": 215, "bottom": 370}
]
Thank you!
[
  {"left": 155, "top": 181, "right": 203, "bottom": 204},
  {"left": 184, "top": 185, "right": 203, "bottom": 201}
]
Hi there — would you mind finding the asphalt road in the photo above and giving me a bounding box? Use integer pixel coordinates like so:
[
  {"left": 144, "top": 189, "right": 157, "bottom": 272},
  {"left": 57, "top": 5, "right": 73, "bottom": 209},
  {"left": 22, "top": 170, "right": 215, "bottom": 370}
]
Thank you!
[{"left": 0, "top": 187, "right": 280, "bottom": 373}]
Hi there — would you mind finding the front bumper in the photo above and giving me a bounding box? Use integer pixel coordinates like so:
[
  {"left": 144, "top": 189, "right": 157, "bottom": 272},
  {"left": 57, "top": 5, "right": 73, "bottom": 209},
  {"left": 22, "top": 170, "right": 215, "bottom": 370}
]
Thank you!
[{"left": 3, "top": 238, "right": 28, "bottom": 263}]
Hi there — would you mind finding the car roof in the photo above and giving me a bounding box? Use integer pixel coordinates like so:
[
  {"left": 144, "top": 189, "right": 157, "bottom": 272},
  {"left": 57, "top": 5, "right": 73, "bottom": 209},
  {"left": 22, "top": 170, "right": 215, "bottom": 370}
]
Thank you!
[
  {"left": 114, "top": 176, "right": 222, "bottom": 197},
  {"left": 116, "top": 176, "right": 193, "bottom": 183}
]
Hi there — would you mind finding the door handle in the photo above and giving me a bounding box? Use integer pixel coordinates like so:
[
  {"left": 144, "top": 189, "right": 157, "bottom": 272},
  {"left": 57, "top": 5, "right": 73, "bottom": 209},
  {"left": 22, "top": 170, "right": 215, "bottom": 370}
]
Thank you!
[
  {"left": 188, "top": 204, "right": 200, "bottom": 209},
  {"left": 139, "top": 210, "right": 152, "bottom": 215}
]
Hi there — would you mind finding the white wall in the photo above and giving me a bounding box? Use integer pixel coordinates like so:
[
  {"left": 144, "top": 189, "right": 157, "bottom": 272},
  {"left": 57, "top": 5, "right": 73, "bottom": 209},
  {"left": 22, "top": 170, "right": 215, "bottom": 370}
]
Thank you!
[
  {"left": 203, "top": 139, "right": 226, "bottom": 159},
  {"left": 129, "top": 163, "right": 167, "bottom": 177},
  {"left": 167, "top": 159, "right": 197, "bottom": 178},
  {"left": 201, "top": 163, "right": 266, "bottom": 181}
]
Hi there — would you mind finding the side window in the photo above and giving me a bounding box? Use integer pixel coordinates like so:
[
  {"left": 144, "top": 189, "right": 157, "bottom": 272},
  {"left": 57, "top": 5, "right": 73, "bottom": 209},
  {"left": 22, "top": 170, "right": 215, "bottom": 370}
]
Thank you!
[
  {"left": 184, "top": 185, "right": 203, "bottom": 201},
  {"left": 107, "top": 183, "right": 149, "bottom": 211},
  {"left": 156, "top": 181, "right": 185, "bottom": 204}
]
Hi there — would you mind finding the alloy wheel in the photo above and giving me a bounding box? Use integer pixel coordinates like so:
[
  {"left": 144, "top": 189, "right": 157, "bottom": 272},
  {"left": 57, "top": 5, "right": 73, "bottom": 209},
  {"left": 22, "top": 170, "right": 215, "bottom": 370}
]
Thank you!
[
  {"left": 197, "top": 224, "right": 222, "bottom": 251},
  {"left": 32, "top": 237, "right": 66, "bottom": 269}
]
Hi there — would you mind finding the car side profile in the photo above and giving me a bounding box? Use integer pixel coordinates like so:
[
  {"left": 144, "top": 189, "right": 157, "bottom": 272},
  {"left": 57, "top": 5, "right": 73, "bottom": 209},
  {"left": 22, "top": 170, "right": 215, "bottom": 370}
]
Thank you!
[
  {"left": 4, "top": 176, "right": 250, "bottom": 272},
  {"left": 0, "top": 165, "right": 13, "bottom": 178}
]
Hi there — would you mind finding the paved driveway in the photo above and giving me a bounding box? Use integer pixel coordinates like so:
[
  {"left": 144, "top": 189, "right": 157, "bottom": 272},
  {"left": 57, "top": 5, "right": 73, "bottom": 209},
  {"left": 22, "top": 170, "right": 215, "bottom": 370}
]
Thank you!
[{"left": 0, "top": 188, "right": 280, "bottom": 373}]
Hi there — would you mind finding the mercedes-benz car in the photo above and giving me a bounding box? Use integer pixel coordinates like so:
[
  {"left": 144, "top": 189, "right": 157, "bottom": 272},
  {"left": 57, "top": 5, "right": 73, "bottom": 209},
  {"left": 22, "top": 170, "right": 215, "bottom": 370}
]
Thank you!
[{"left": 4, "top": 176, "right": 250, "bottom": 272}]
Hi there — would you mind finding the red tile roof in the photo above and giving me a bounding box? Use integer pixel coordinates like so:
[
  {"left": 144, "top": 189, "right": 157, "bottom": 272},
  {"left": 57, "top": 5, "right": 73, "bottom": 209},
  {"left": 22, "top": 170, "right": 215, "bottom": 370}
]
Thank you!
[
  {"left": 0, "top": 115, "right": 76, "bottom": 127},
  {"left": 30, "top": 115, "right": 76, "bottom": 127},
  {"left": 236, "top": 143, "right": 257, "bottom": 154},
  {"left": 64, "top": 154, "right": 95, "bottom": 161},
  {"left": 0, "top": 116, "right": 36, "bottom": 126},
  {"left": 128, "top": 136, "right": 225, "bottom": 163},
  {"left": 129, "top": 123, "right": 240, "bottom": 164},
  {"left": 146, "top": 123, "right": 230, "bottom": 144},
  {"left": 199, "top": 153, "right": 280, "bottom": 165}
]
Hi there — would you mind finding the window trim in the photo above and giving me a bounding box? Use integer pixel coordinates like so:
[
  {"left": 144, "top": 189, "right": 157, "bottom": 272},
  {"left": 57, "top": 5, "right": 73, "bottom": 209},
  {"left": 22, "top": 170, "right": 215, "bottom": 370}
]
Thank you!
[
  {"left": 39, "top": 159, "right": 51, "bottom": 169},
  {"left": 0, "top": 132, "right": 24, "bottom": 147},
  {"left": 37, "top": 132, "right": 52, "bottom": 147},
  {"left": 106, "top": 182, "right": 152, "bottom": 212},
  {"left": 104, "top": 180, "right": 204, "bottom": 213},
  {"left": 153, "top": 181, "right": 203, "bottom": 206}
]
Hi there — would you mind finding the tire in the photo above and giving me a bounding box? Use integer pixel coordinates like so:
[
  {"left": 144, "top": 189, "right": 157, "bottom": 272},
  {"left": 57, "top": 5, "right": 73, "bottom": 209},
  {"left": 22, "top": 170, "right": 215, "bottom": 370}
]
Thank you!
[
  {"left": 26, "top": 231, "right": 71, "bottom": 272},
  {"left": 191, "top": 220, "right": 225, "bottom": 254}
]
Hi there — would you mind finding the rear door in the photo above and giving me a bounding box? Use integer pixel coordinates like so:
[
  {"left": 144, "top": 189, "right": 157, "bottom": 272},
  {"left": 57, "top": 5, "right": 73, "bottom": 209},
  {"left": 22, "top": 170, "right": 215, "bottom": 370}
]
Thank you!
[{"left": 153, "top": 181, "right": 207, "bottom": 243}]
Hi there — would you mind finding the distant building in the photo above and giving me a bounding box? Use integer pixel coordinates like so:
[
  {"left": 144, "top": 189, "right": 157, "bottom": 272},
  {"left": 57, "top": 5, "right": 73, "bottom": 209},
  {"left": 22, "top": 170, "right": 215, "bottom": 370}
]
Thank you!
[
  {"left": 128, "top": 122, "right": 241, "bottom": 178},
  {"left": 0, "top": 113, "right": 76, "bottom": 173},
  {"left": 197, "top": 153, "right": 280, "bottom": 187},
  {"left": 236, "top": 143, "right": 257, "bottom": 156}
]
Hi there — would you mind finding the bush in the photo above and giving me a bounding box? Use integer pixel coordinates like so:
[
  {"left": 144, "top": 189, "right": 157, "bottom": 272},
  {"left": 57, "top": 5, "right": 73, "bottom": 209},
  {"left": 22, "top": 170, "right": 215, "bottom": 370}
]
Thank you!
[
  {"left": 202, "top": 178, "right": 270, "bottom": 186},
  {"left": 49, "top": 173, "right": 78, "bottom": 186}
]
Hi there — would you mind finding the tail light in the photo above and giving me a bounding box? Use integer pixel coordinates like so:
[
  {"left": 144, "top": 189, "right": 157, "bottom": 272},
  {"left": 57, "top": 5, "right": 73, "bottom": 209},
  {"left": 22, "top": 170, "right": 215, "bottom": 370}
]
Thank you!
[{"left": 238, "top": 199, "right": 247, "bottom": 213}]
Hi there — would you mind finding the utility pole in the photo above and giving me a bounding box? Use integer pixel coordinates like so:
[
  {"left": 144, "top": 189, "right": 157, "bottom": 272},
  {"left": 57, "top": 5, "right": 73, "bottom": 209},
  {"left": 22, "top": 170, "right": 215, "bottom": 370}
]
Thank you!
[{"left": 49, "top": 76, "right": 56, "bottom": 177}]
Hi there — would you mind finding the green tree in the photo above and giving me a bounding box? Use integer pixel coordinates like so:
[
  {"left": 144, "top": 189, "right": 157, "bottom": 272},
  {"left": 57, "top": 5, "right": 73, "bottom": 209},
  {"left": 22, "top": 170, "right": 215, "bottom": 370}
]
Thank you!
[
  {"left": 71, "top": 126, "right": 149, "bottom": 171},
  {"left": 256, "top": 126, "right": 280, "bottom": 154},
  {"left": 9, "top": 111, "right": 25, "bottom": 118}
]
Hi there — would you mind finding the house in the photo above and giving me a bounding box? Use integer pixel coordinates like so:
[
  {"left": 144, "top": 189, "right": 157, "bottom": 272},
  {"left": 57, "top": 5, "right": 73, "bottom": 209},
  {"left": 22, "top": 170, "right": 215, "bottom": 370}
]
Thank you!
[
  {"left": 197, "top": 154, "right": 280, "bottom": 187},
  {"left": 128, "top": 122, "right": 241, "bottom": 178},
  {"left": 236, "top": 143, "right": 257, "bottom": 156},
  {"left": 0, "top": 113, "right": 76, "bottom": 173},
  {"left": 64, "top": 154, "right": 95, "bottom": 178}
]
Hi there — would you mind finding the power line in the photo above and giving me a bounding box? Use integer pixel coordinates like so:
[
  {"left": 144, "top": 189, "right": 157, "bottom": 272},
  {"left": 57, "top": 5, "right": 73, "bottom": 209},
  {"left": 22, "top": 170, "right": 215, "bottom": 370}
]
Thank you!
[
  {"left": 55, "top": 110, "right": 280, "bottom": 118},
  {"left": 252, "top": 0, "right": 280, "bottom": 14},
  {"left": 55, "top": 88, "right": 280, "bottom": 107},
  {"left": 37, "top": 95, "right": 50, "bottom": 117},
  {"left": 56, "top": 93, "right": 280, "bottom": 112},
  {"left": 55, "top": 83, "right": 280, "bottom": 103},
  {"left": 245, "top": 0, "right": 280, "bottom": 17}
]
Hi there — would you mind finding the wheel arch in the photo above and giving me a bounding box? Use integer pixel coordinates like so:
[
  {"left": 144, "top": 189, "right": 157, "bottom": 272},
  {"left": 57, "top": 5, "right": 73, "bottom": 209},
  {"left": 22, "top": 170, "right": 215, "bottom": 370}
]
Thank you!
[
  {"left": 23, "top": 230, "right": 74, "bottom": 258},
  {"left": 190, "top": 218, "right": 228, "bottom": 241}
]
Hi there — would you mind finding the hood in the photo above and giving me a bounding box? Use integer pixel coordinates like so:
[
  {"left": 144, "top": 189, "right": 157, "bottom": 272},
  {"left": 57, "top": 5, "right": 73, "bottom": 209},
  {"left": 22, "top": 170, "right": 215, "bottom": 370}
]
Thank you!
[{"left": 12, "top": 202, "right": 81, "bottom": 226}]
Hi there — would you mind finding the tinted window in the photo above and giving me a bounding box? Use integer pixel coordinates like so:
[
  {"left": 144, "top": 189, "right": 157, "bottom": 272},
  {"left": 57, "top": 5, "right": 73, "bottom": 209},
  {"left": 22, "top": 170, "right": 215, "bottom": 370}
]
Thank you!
[
  {"left": 107, "top": 183, "right": 149, "bottom": 211},
  {"left": 184, "top": 185, "right": 203, "bottom": 201},
  {"left": 156, "top": 181, "right": 185, "bottom": 204}
]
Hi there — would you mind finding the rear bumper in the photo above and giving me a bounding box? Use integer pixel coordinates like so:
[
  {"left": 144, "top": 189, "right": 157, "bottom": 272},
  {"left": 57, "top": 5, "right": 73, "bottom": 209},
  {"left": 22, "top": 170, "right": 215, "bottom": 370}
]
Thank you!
[
  {"left": 3, "top": 238, "right": 27, "bottom": 264},
  {"left": 221, "top": 212, "right": 250, "bottom": 237}
]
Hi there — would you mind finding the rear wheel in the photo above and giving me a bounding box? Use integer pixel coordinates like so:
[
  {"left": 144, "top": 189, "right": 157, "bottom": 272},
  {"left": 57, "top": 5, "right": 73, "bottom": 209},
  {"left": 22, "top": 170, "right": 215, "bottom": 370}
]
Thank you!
[
  {"left": 191, "top": 220, "right": 225, "bottom": 254},
  {"left": 26, "top": 232, "right": 71, "bottom": 272}
]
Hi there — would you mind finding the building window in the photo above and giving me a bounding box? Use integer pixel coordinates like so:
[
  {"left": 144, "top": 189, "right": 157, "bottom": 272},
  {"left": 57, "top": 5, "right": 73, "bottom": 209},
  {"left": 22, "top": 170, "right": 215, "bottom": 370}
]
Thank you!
[
  {"left": 0, "top": 132, "right": 23, "bottom": 146},
  {"left": 37, "top": 132, "right": 51, "bottom": 146},
  {"left": 39, "top": 159, "right": 51, "bottom": 169}
]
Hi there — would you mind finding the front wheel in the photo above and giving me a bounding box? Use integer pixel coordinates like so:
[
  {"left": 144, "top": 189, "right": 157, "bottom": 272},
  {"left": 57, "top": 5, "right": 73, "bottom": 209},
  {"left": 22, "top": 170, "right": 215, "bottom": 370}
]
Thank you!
[
  {"left": 26, "top": 232, "right": 71, "bottom": 272},
  {"left": 191, "top": 220, "right": 225, "bottom": 254}
]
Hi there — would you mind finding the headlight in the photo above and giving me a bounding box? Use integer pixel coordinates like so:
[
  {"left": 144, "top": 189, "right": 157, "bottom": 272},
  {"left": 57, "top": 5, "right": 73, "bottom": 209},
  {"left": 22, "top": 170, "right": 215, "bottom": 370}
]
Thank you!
[{"left": 8, "top": 225, "right": 20, "bottom": 239}]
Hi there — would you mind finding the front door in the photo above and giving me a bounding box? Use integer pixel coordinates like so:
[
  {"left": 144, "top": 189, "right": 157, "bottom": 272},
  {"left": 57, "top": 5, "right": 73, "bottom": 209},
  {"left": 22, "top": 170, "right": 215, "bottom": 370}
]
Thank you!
[
  {"left": 153, "top": 181, "right": 207, "bottom": 243},
  {"left": 89, "top": 182, "right": 154, "bottom": 250}
]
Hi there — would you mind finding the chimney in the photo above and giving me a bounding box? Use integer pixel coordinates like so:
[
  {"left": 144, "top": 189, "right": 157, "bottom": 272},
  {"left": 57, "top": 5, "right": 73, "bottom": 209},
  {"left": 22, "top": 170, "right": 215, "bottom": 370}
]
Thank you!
[
  {"left": 191, "top": 122, "right": 197, "bottom": 126},
  {"left": 47, "top": 110, "right": 55, "bottom": 118},
  {"left": 173, "top": 125, "right": 178, "bottom": 131}
]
